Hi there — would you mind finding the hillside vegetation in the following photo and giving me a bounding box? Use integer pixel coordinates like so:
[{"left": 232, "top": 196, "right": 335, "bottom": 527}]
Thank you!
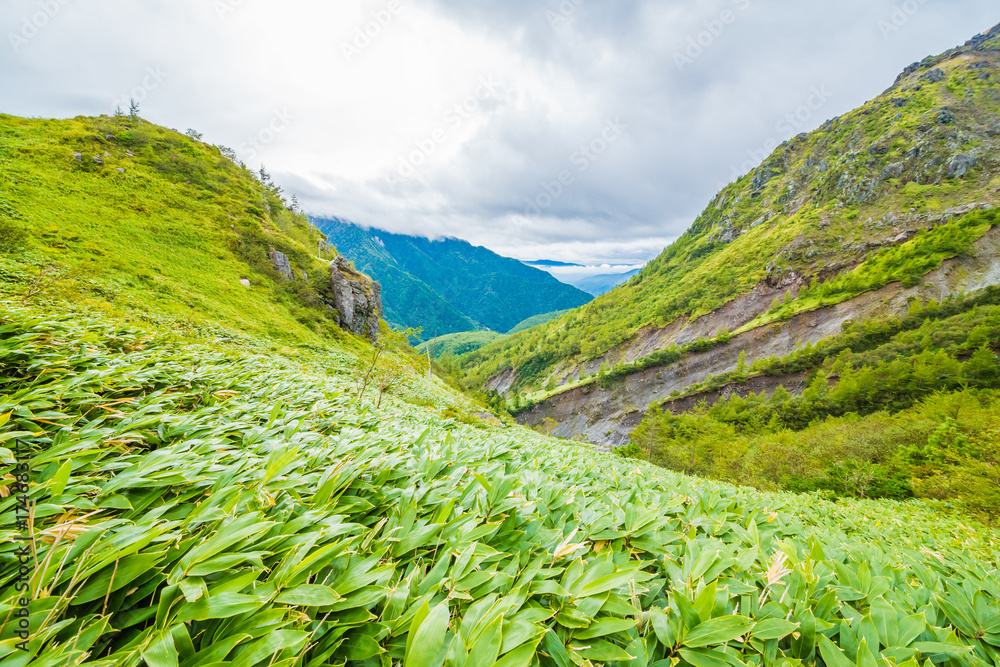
[
  {"left": 318, "top": 219, "right": 592, "bottom": 340},
  {"left": 619, "top": 285, "right": 1000, "bottom": 519},
  {"left": 3, "top": 33, "right": 1000, "bottom": 666},
  {"left": 0, "top": 114, "right": 367, "bottom": 349},
  {"left": 460, "top": 25, "right": 1000, "bottom": 396},
  {"left": 417, "top": 313, "right": 572, "bottom": 362},
  {"left": 2, "top": 306, "right": 1000, "bottom": 667},
  {"left": 419, "top": 331, "right": 507, "bottom": 359}
]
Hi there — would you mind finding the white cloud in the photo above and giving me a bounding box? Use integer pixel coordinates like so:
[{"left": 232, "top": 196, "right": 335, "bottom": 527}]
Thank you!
[{"left": 1, "top": 0, "right": 997, "bottom": 264}]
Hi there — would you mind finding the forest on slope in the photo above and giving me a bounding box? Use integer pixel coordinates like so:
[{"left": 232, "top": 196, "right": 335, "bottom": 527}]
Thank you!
[
  {"left": 460, "top": 24, "right": 1000, "bottom": 398},
  {"left": 318, "top": 218, "right": 592, "bottom": 340}
]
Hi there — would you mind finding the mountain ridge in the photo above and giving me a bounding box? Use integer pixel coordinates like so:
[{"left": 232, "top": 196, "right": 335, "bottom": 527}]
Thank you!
[
  {"left": 461, "top": 22, "right": 1000, "bottom": 403},
  {"left": 317, "top": 217, "right": 593, "bottom": 339}
]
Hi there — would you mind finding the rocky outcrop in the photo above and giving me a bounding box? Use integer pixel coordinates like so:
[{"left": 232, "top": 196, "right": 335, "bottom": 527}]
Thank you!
[
  {"left": 269, "top": 249, "right": 294, "bottom": 280},
  {"left": 517, "top": 224, "right": 1000, "bottom": 448},
  {"left": 329, "top": 255, "right": 383, "bottom": 341}
]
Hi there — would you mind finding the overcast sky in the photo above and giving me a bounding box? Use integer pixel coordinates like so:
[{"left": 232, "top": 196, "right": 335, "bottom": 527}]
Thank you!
[{"left": 2, "top": 1, "right": 997, "bottom": 264}]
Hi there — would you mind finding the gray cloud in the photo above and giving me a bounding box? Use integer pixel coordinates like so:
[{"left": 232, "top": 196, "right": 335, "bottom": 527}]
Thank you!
[{"left": 1, "top": 0, "right": 997, "bottom": 264}]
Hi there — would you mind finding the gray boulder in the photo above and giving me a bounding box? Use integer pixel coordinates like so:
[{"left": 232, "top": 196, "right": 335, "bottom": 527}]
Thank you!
[
  {"left": 881, "top": 162, "right": 905, "bottom": 180},
  {"left": 329, "top": 255, "right": 383, "bottom": 341},
  {"left": 947, "top": 153, "right": 977, "bottom": 178},
  {"left": 922, "top": 68, "right": 945, "bottom": 83},
  {"left": 268, "top": 249, "right": 294, "bottom": 280}
]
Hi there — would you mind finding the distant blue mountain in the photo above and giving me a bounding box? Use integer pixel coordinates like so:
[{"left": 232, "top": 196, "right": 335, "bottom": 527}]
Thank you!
[
  {"left": 573, "top": 269, "right": 642, "bottom": 296},
  {"left": 315, "top": 218, "right": 593, "bottom": 339}
]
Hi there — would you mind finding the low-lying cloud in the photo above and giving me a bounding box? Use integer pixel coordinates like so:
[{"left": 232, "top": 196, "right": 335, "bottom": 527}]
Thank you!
[{"left": 1, "top": 0, "right": 997, "bottom": 264}]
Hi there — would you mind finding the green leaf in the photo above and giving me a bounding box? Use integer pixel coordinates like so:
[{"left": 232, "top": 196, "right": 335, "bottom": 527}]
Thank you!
[
  {"left": 871, "top": 598, "right": 898, "bottom": 647},
  {"left": 751, "top": 618, "right": 799, "bottom": 641},
  {"left": 677, "top": 647, "right": 734, "bottom": 667},
  {"left": 898, "top": 614, "right": 927, "bottom": 646},
  {"left": 650, "top": 609, "right": 675, "bottom": 648},
  {"left": 342, "top": 634, "right": 384, "bottom": 661},
  {"left": 935, "top": 596, "right": 978, "bottom": 637},
  {"left": 576, "top": 566, "right": 653, "bottom": 598},
  {"left": 142, "top": 632, "right": 180, "bottom": 667},
  {"left": 493, "top": 636, "right": 542, "bottom": 667},
  {"left": 176, "top": 593, "right": 265, "bottom": 622},
  {"left": 575, "top": 617, "right": 636, "bottom": 640},
  {"left": 467, "top": 614, "right": 503, "bottom": 667},
  {"left": 500, "top": 620, "right": 543, "bottom": 654},
  {"left": 856, "top": 638, "right": 878, "bottom": 667},
  {"left": 544, "top": 630, "right": 574, "bottom": 667},
  {"left": 405, "top": 601, "right": 450, "bottom": 667},
  {"left": 49, "top": 459, "right": 72, "bottom": 497},
  {"left": 74, "top": 552, "right": 167, "bottom": 604},
  {"left": 818, "top": 635, "right": 854, "bottom": 667},
  {"left": 693, "top": 580, "right": 718, "bottom": 623},
  {"left": 683, "top": 615, "right": 752, "bottom": 648},
  {"left": 274, "top": 584, "right": 343, "bottom": 607},
  {"left": 574, "top": 639, "right": 634, "bottom": 662},
  {"left": 912, "top": 642, "right": 973, "bottom": 656}
]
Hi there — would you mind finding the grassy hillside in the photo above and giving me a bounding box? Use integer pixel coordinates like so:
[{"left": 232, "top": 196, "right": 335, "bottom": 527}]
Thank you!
[
  {"left": 318, "top": 219, "right": 593, "bottom": 338},
  {"left": 507, "top": 310, "right": 571, "bottom": 335},
  {"left": 616, "top": 285, "right": 1000, "bottom": 519},
  {"left": 2, "top": 305, "right": 1000, "bottom": 667},
  {"left": 419, "top": 330, "right": 506, "bottom": 359},
  {"left": 0, "top": 113, "right": 362, "bottom": 350},
  {"left": 461, "top": 24, "right": 1000, "bottom": 394},
  {"left": 414, "top": 313, "right": 570, "bottom": 362}
]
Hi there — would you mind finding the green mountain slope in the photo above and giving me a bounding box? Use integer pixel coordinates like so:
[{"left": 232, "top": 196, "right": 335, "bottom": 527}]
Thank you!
[
  {"left": 462, "top": 23, "right": 1000, "bottom": 393},
  {"left": 507, "top": 309, "right": 571, "bottom": 334},
  {"left": 0, "top": 113, "right": 363, "bottom": 349},
  {"left": 418, "top": 330, "right": 506, "bottom": 359},
  {"left": 615, "top": 284, "right": 1000, "bottom": 517},
  {"left": 312, "top": 219, "right": 480, "bottom": 336},
  {"left": 317, "top": 218, "right": 593, "bottom": 338}
]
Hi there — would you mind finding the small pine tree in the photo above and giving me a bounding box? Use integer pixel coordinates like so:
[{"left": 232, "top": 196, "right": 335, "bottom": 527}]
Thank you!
[
  {"left": 114, "top": 105, "right": 124, "bottom": 117},
  {"left": 736, "top": 350, "right": 748, "bottom": 373},
  {"left": 128, "top": 98, "right": 141, "bottom": 120}
]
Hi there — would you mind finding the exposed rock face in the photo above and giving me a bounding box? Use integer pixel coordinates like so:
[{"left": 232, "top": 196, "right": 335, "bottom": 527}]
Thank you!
[
  {"left": 269, "top": 249, "right": 294, "bottom": 280},
  {"left": 514, "top": 224, "right": 1000, "bottom": 448},
  {"left": 329, "top": 255, "right": 383, "bottom": 341}
]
